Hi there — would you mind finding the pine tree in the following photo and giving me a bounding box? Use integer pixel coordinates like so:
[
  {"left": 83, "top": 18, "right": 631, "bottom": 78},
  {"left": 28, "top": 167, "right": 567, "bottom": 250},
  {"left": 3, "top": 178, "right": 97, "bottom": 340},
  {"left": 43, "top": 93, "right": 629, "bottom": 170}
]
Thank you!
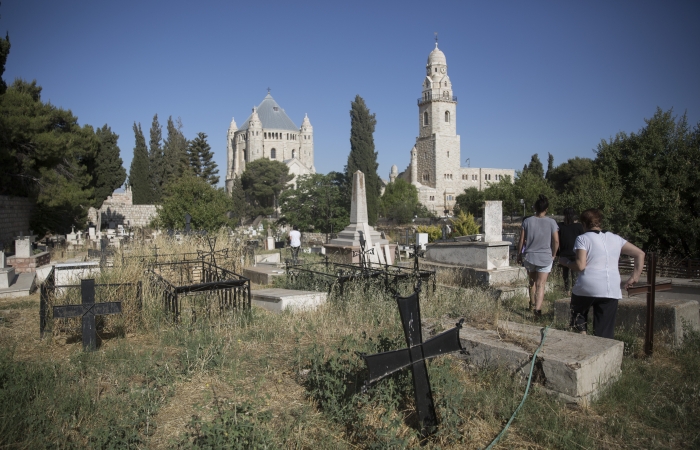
[
  {"left": 545, "top": 152, "right": 554, "bottom": 180},
  {"left": 346, "top": 95, "right": 381, "bottom": 225},
  {"left": 526, "top": 153, "right": 545, "bottom": 179},
  {"left": 148, "top": 114, "right": 164, "bottom": 202},
  {"left": 129, "top": 122, "right": 151, "bottom": 204},
  {"left": 187, "top": 134, "right": 202, "bottom": 177},
  {"left": 0, "top": 32, "right": 10, "bottom": 95},
  {"left": 197, "top": 133, "right": 219, "bottom": 186},
  {"left": 93, "top": 125, "right": 126, "bottom": 207}
]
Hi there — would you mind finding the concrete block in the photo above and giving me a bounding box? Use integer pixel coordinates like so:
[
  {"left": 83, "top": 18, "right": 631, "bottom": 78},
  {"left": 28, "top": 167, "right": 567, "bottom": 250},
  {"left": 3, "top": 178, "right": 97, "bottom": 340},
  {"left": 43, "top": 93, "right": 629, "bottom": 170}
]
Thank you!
[
  {"left": 555, "top": 296, "right": 700, "bottom": 346},
  {"left": 243, "top": 265, "right": 286, "bottom": 285},
  {"left": 456, "top": 320, "right": 623, "bottom": 404},
  {"left": 0, "top": 267, "right": 16, "bottom": 288},
  {"left": 14, "top": 238, "right": 32, "bottom": 257},
  {"left": 255, "top": 252, "right": 281, "bottom": 264},
  {"left": 420, "top": 259, "right": 528, "bottom": 287},
  {"left": 251, "top": 288, "right": 327, "bottom": 313},
  {"left": 425, "top": 241, "right": 510, "bottom": 270}
]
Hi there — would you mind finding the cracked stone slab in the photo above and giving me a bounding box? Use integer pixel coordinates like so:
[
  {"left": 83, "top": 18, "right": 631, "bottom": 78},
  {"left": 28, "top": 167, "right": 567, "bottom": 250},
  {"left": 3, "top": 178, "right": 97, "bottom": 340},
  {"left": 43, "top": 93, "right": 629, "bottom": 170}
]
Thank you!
[{"left": 453, "top": 320, "right": 623, "bottom": 404}]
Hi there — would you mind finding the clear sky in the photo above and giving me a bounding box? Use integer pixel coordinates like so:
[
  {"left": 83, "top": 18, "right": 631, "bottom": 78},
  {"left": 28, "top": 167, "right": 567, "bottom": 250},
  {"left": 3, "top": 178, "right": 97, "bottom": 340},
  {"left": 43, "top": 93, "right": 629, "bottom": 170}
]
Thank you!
[{"left": 3, "top": 1, "right": 699, "bottom": 186}]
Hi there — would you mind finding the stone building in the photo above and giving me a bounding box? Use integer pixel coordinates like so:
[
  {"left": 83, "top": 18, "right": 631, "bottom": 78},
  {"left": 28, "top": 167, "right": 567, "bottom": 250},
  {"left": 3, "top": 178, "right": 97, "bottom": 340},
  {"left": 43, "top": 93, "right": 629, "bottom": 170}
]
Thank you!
[
  {"left": 394, "top": 43, "right": 515, "bottom": 214},
  {"left": 226, "top": 92, "right": 315, "bottom": 193}
]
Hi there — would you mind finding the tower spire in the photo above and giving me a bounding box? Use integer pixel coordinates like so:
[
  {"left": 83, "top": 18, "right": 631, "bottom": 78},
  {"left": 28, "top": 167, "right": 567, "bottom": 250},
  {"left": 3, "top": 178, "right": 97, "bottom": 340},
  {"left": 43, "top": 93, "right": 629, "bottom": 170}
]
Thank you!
[{"left": 434, "top": 32, "right": 438, "bottom": 47}]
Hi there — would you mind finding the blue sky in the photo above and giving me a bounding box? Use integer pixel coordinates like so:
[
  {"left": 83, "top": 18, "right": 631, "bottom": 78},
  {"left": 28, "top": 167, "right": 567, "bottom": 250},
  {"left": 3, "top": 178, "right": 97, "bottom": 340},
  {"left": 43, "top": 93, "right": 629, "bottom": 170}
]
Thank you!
[{"left": 4, "top": 1, "right": 699, "bottom": 187}]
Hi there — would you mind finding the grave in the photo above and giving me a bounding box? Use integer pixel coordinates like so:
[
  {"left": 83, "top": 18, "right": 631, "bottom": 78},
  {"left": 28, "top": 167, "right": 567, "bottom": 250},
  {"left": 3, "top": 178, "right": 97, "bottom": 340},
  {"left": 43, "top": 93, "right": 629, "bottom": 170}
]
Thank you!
[
  {"left": 243, "top": 265, "right": 287, "bottom": 285},
  {"left": 0, "top": 250, "right": 14, "bottom": 288},
  {"left": 54, "top": 262, "right": 101, "bottom": 295},
  {"left": 554, "top": 295, "right": 700, "bottom": 346},
  {"left": 324, "top": 170, "right": 396, "bottom": 265},
  {"left": 51, "top": 279, "right": 122, "bottom": 351},
  {"left": 251, "top": 288, "right": 327, "bottom": 313},
  {"left": 454, "top": 320, "right": 623, "bottom": 405},
  {"left": 254, "top": 252, "right": 281, "bottom": 265},
  {"left": 422, "top": 201, "right": 525, "bottom": 287},
  {"left": 7, "top": 232, "right": 51, "bottom": 273}
]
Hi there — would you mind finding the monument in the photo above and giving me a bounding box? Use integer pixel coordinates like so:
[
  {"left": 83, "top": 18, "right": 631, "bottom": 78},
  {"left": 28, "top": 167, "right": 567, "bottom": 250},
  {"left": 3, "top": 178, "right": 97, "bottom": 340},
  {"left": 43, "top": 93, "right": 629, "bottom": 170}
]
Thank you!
[
  {"left": 423, "top": 201, "right": 526, "bottom": 287},
  {"left": 7, "top": 231, "right": 51, "bottom": 274},
  {"left": 324, "top": 171, "right": 395, "bottom": 265}
]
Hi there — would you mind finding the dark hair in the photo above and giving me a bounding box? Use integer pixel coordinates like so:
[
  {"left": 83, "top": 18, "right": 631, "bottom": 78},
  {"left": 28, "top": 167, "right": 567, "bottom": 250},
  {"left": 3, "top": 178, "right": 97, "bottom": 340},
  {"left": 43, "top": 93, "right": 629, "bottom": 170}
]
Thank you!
[
  {"left": 293, "top": 225, "right": 299, "bottom": 231},
  {"left": 563, "top": 207, "right": 577, "bottom": 225},
  {"left": 533, "top": 194, "right": 549, "bottom": 214},
  {"left": 580, "top": 209, "right": 603, "bottom": 229}
]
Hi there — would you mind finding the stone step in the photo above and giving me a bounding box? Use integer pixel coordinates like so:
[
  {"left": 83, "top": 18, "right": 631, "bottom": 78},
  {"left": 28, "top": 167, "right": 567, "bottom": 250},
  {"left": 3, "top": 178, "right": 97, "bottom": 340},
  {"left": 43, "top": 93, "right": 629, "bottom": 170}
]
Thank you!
[
  {"left": 453, "top": 320, "right": 623, "bottom": 405},
  {"left": 554, "top": 296, "right": 700, "bottom": 346},
  {"left": 251, "top": 288, "right": 327, "bottom": 313}
]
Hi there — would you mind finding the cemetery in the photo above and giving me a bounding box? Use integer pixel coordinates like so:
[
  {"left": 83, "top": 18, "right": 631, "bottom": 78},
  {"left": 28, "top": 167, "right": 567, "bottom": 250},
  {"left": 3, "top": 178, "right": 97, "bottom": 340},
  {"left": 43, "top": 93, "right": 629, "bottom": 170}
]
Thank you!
[{"left": 0, "top": 169, "right": 698, "bottom": 449}]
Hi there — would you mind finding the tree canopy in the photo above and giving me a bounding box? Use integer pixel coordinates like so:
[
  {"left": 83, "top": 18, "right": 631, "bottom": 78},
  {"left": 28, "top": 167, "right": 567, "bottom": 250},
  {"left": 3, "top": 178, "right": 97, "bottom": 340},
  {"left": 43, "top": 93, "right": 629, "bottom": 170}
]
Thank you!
[
  {"left": 129, "top": 123, "right": 151, "bottom": 205},
  {"left": 187, "top": 132, "right": 219, "bottom": 186},
  {"left": 240, "top": 159, "right": 293, "bottom": 217},
  {"left": 279, "top": 172, "right": 349, "bottom": 233},
  {"left": 347, "top": 95, "right": 381, "bottom": 225},
  {"left": 380, "top": 178, "right": 425, "bottom": 224},
  {"left": 154, "top": 175, "right": 234, "bottom": 232}
]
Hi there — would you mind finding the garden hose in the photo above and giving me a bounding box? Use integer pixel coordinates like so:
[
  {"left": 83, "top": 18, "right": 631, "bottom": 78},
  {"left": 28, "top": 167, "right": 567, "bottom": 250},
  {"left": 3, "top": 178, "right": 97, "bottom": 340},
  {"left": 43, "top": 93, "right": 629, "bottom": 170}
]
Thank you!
[{"left": 483, "top": 323, "right": 552, "bottom": 450}]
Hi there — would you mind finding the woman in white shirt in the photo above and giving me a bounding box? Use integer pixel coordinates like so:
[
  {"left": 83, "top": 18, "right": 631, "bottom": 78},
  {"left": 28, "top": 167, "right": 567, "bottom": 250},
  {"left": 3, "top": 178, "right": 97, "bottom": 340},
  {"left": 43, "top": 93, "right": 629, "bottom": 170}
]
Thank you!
[{"left": 558, "top": 209, "right": 645, "bottom": 339}]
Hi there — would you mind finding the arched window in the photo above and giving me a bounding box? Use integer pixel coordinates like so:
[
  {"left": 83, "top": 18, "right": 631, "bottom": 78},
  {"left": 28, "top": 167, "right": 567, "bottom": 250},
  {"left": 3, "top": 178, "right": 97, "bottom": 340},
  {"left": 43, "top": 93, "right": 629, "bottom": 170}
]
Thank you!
[
  {"left": 271, "top": 148, "right": 276, "bottom": 159},
  {"left": 292, "top": 149, "right": 296, "bottom": 159},
  {"left": 445, "top": 111, "right": 450, "bottom": 123},
  {"left": 423, "top": 111, "right": 429, "bottom": 126}
]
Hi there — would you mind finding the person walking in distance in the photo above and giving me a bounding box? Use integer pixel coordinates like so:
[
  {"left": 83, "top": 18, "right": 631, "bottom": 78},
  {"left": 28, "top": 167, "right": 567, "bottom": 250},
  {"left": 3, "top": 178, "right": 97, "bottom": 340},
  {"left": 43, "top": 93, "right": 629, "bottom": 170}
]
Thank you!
[
  {"left": 288, "top": 225, "right": 301, "bottom": 263},
  {"left": 558, "top": 207, "right": 584, "bottom": 293},
  {"left": 517, "top": 195, "right": 559, "bottom": 318}
]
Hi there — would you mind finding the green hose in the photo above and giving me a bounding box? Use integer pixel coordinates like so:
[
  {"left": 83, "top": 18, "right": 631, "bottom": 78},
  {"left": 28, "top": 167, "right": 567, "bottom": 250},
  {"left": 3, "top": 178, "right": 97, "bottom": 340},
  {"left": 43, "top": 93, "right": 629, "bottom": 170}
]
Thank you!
[{"left": 484, "top": 323, "right": 552, "bottom": 450}]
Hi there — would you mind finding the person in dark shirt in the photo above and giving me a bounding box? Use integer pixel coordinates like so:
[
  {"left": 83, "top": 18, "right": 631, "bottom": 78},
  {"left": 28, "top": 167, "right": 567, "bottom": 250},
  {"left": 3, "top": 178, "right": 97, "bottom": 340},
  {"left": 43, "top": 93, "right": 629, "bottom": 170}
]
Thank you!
[{"left": 557, "top": 207, "right": 584, "bottom": 292}]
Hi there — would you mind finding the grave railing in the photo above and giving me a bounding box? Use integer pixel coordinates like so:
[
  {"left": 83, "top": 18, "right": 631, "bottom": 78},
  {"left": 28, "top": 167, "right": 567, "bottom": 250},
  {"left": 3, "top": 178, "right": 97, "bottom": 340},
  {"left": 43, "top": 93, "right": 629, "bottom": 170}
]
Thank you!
[
  {"left": 619, "top": 257, "right": 700, "bottom": 279},
  {"left": 147, "top": 259, "right": 250, "bottom": 322},
  {"left": 39, "top": 268, "right": 142, "bottom": 339}
]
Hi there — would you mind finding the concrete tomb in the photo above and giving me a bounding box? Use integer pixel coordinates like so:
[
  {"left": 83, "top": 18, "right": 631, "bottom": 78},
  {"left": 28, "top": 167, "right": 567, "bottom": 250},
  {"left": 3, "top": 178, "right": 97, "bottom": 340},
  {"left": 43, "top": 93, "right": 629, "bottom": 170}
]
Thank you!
[
  {"left": 554, "top": 295, "right": 700, "bottom": 346},
  {"left": 251, "top": 288, "right": 327, "bottom": 313},
  {"left": 455, "top": 320, "right": 623, "bottom": 404},
  {"left": 7, "top": 232, "right": 50, "bottom": 274},
  {"left": 423, "top": 201, "right": 525, "bottom": 287}
]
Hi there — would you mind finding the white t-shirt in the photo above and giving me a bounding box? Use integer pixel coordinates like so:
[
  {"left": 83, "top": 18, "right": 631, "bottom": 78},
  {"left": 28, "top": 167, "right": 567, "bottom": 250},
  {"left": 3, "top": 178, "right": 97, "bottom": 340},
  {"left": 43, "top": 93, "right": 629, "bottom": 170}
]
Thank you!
[
  {"left": 289, "top": 230, "right": 301, "bottom": 247},
  {"left": 572, "top": 231, "right": 627, "bottom": 299}
]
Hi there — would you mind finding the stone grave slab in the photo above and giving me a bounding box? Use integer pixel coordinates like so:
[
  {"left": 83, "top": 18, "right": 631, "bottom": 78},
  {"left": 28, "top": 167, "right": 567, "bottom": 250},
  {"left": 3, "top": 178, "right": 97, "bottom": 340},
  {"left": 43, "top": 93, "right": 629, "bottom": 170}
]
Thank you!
[
  {"left": 0, "top": 272, "right": 36, "bottom": 298},
  {"left": 255, "top": 252, "right": 281, "bottom": 265},
  {"left": 251, "top": 288, "right": 327, "bottom": 313},
  {"left": 55, "top": 262, "right": 101, "bottom": 295},
  {"left": 454, "top": 320, "right": 623, "bottom": 404},
  {"left": 7, "top": 252, "right": 51, "bottom": 273},
  {"left": 554, "top": 296, "right": 700, "bottom": 346},
  {"left": 0, "top": 267, "right": 16, "bottom": 289},
  {"left": 243, "top": 265, "right": 287, "bottom": 285}
]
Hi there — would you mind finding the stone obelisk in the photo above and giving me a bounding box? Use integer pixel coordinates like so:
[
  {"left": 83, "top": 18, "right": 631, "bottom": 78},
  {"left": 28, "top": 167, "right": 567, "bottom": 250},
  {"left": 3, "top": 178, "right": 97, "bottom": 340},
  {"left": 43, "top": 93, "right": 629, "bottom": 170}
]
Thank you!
[{"left": 325, "top": 171, "right": 389, "bottom": 262}]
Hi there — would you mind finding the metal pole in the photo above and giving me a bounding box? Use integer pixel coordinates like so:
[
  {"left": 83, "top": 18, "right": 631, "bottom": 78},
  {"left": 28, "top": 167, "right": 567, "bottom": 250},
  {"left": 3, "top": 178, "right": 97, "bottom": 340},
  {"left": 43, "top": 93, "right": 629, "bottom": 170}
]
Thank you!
[{"left": 644, "top": 253, "right": 657, "bottom": 356}]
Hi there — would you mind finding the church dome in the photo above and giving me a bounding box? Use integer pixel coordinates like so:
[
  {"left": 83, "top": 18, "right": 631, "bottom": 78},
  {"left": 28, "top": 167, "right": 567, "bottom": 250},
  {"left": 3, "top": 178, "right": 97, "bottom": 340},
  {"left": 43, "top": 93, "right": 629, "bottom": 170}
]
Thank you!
[
  {"left": 391, "top": 164, "right": 398, "bottom": 174},
  {"left": 427, "top": 45, "right": 446, "bottom": 66}
]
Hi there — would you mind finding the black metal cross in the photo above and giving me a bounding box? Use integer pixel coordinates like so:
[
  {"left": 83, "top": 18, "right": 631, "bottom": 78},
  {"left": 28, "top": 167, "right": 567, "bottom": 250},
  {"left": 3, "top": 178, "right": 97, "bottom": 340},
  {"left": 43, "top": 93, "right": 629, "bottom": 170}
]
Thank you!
[
  {"left": 52, "top": 279, "right": 122, "bottom": 351},
  {"left": 363, "top": 285, "right": 464, "bottom": 437},
  {"left": 626, "top": 252, "right": 671, "bottom": 356}
]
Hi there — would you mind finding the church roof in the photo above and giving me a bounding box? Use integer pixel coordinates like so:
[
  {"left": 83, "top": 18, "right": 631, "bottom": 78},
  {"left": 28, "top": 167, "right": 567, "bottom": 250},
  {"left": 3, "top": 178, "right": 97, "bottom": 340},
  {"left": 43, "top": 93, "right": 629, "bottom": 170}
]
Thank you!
[
  {"left": 238, "top": 93, "right": 299, "bottom": 131},
  {"left": 428, "top": 44, "right": 446, "bottom": 66}
]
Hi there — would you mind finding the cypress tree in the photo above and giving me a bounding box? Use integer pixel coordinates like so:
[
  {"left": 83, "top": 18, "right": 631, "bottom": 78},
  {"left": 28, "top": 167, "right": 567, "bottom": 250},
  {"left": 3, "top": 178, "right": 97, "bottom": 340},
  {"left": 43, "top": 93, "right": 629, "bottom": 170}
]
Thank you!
[
  {"left": 93, "top": 125, "right": 126, "bottom": 207},
  {"left": 197, "top": 133, "right": 219, "bottom": 186},
  {"left": 346, "top": 95, "right": 381, "bottom": 225},
  {"left": 545, "top": 152, "right": 554, "bottom": 180},
  {"left": 129, "top": 122, "right": 151, "bottom": 204},
  {"left": 148, "top": 114, "right": 164, "bottom": 202},
  {"left": 162, "top": 116, "right": 189, "bottom": 189}
]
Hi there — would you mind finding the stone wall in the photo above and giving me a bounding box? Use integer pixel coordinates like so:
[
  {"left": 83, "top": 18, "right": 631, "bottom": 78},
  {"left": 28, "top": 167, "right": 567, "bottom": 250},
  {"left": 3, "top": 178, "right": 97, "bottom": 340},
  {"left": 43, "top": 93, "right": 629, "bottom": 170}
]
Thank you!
[
  {"left": 100, "top": 204, "right": 159, "bottom": 228},
  {"left": 0, "top": 196, "right": 34, "bottom": 248}
]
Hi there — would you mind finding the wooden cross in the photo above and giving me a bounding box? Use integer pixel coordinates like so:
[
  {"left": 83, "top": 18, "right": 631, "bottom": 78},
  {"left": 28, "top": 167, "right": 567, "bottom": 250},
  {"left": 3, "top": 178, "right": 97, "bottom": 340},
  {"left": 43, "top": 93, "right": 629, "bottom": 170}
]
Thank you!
[
  {"left": 625, "top": 252, "right": 671, "bottom": 356},
  {"left": 52, "top": 279, "right": 122, "bottom": 351},
  {"left": 363, "top": 285, "right": 464, "bottom": 437}
]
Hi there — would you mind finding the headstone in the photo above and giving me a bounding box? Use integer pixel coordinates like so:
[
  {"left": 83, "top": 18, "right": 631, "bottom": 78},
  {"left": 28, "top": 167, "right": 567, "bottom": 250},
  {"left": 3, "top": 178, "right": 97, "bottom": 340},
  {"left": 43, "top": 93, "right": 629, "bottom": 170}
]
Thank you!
[
  {"left": 363, "top": 287, "right": 464, "bottom": 437},
  {"left": 417, "top": 233, "right": 429, "bottom": 250},
  {"left": 14, "top": 237, "right": 32, "bottom": 258},
  {"left": 483, "top": 200, "right": 503, "bottom": 242},
  {"left": 326, "top": 171, "right": 391, "bottom": 264},
  {"left": 0, "top": 250, "right": 5, "bottom": 269},
  {"left": 88, "top": 224, "right": 96, "bottom": 240},
  {"left": 52, "top": 278, "right": 122, "bottom": 351}
]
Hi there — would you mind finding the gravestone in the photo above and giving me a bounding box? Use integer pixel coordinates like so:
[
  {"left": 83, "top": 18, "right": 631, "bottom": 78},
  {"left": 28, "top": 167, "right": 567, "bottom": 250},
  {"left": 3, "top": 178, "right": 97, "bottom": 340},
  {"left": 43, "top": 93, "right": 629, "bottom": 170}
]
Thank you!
[
  {"left": 52, "top": 278, "right": 122, "bottom": 351},
  {"left": 363, "top": 287, "right": 464, "bottom": 437},
  {"left": 325, "top": 171, "right": 394, "bottom": 264},
  {"left": 0, "top": 250, "right": 5, "bottom": 269},
  {"left": 0, "top": 249, "right": 14, "bottom": 289},
  {"left": 483, "top": 200, "right": 503, "bottom": 242},
  {"left": 14, "top": 235, "right": 33, "bottom": 258}
]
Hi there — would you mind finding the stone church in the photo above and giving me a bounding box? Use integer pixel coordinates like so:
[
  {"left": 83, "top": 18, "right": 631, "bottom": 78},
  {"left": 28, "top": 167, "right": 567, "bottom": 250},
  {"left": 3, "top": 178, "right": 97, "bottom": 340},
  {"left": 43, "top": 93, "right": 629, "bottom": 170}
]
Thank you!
[
  {"left": 225, "top": 92, "right": 315, "bottom": 193},
  {"left": 391, "top": 43, "right": 515, "bottom": 214}
]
